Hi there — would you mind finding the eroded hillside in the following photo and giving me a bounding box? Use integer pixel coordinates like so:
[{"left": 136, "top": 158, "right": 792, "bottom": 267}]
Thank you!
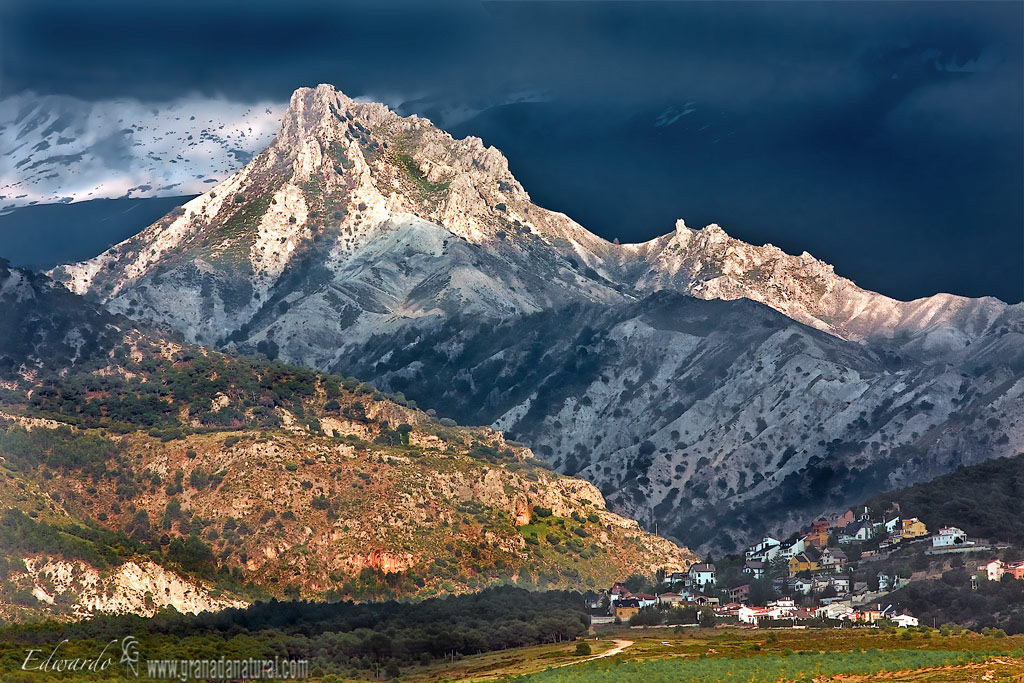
[{"left": 0, "top": 262, "right": 693, "bottom": 620}]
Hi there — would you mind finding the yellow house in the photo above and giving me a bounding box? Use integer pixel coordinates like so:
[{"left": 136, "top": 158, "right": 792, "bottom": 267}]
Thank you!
[
  {"left": 787, "top": 553, "right": 820, "bottom": 578},
  {"left": 899, "top": 518, "right": 928, "bottom": 539}
]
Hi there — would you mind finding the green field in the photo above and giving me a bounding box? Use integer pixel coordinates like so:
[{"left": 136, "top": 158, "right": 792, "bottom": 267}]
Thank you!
[
  {"left": 506, "top": 649, "right": 999, "bottom": 682},
  {"left": 400, "top": 627, "right": 1024, "bottom": 683}
]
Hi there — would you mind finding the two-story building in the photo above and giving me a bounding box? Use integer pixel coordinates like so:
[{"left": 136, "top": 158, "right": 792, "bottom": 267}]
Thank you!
[
  {"left": 931, "top": 526, "right": 969, "bottom": 548},
  {"left": 745, "top": 537, "right": 781, "bottom": 562},
  {"left": 819, "top": 547, "right": 848, "bottom": 571},
  {"left": 688, "top": 562, "right": 717, "bottom": 589},
  {"left": 727, "top": 584, "right": 750, "bottom": 603},
  {"left": 613, "top": 598, "right": 641, "bottom": 620},
  {"left": 898, "top": 517, "right": 928, "bottom": 539},
  {"left": 742, "top": 558, "right": 766, "bottom": 579},
  {"left": 979, "top": 560, "right": 1005, "bottom": 582},
  {"left": 787, "top": 548, "right": 821, "bottom": 577},
  {"left": 778, "top": 536, "right": 807, "bottom": 560}
]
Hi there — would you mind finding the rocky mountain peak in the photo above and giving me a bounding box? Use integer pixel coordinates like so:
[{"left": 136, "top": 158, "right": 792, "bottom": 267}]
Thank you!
[
  {"left": 273, "top": 84, "right": 526, "bottom": 214},
  {"left": 39, "top": 85, "right": 1024, "bottom": 557},
  {"left": 51, "top": 84, "right": 1020, "bottom": 359}
]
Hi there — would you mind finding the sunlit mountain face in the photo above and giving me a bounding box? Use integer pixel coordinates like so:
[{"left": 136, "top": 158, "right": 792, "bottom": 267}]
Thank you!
[
  {"left": 2, "top": 82, "right": 1020, "bottom": 302},
  {"left": 43, "top": 84, "right": 1024, "bottom": 554}
]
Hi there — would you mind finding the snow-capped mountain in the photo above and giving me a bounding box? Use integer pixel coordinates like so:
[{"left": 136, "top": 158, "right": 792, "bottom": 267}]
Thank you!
[
  {"left": 0, "top": 92, "right": 284, "bottom": 211},
  {"left": 51, "top": 84, "right": 1024, "bottom": 552}
]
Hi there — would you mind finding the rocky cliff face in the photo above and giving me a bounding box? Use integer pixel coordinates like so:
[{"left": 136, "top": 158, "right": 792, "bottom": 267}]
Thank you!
[
  {"left": 17, "top": 557, "right": 246, "bottom": 619},
  {"left": 50, "top": 84, "right": 1024, "bottom": 553},
  {"left": 52, "top": 85, "right": 622, "bottom": 363}
]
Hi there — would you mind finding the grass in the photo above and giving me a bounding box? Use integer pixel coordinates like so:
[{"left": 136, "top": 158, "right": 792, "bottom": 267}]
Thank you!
[
  {"left": 395, "top": 151, "right": 451, "bottom": 200},
  {"left": 204, "top": 193, "right": 274, "bottom": 269},
  {"left": 0, "top": 617, "right": 1019, "bottom": 681},
  {"left": 508, "top": 649, "right": 1009, "bottom": 683},
  {"left": 402, "top": 626, "right": 1024, "bottom": 683}
]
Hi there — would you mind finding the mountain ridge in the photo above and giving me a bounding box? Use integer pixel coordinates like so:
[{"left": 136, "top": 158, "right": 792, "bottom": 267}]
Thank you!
[
  {"left": 47, "top": 84, "right": 1024, "bottom": 553},
  {"left": 52, "top": 85, "right": 1021, "bottom": 352}
]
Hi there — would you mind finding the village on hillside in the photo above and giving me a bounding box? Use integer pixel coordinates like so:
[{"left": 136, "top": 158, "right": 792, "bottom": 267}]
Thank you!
[{"left": 586, "top": 504, "right": 1021, "bottom": 630}]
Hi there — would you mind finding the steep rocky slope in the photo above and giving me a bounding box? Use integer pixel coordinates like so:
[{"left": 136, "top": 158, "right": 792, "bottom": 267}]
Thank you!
[
  {"left": 50, "top": 84, "right": 1024, "bottom": 552},
  {"left": 622, "top": 219, "right": 1016, "bottom": 357},
  {"left": 346, "top": 292, "right": 1024, "bottom": 551},
  {"left": 0, "top": 262, "right": 693, "bottom": 620}
]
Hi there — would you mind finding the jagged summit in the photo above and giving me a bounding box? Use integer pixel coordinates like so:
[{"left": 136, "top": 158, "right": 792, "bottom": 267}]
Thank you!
[
  {"left": 51, "top": 84, "right": 628, "bottom": 354},
  {"left": 44, "top": 84, "right": 1024, "bottom": 553},
  {"left": 51, "top": 83, "right": 1019, "bottom": 357},
  {"left": 623, "top": 218, "right": 1019, "bottom": 352}
]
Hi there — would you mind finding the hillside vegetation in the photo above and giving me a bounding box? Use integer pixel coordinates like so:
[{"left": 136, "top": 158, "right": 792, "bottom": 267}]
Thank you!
[
  {"left": 50, "top": 85, "right": 1024, "bottom": 555},
  {"left": 0, "top": 262, "right": 693, "bottom": 621},
  {"left": 867, "top": 452, "right": 1024, "bottom": 545},
  {"left": 0, "top": 587, "right": 589, "bottom": 681}
]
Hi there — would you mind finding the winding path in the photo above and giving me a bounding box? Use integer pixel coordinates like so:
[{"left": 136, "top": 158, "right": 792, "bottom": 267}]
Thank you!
[{"left": 557, "top": 639, "right": 633, "bottom": 668}]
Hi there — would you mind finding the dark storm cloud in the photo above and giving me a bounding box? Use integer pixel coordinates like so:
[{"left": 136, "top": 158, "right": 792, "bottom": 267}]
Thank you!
[
  {"left": 4, "top": 1, "right": 1016, "bottom": 107},
  {"left": 2, "top": 0, "right": 1021, "bottom": 301}
]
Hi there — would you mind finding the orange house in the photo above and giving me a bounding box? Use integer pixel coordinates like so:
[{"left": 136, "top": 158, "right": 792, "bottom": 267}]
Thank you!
[{"left": 806, "top": 530, "right": 830, "bottom": 549}]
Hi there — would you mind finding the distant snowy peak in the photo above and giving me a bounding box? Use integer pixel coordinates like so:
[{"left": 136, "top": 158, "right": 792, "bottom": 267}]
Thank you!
[{"left": 0, "top": 92, "right": 285, "bottom": 211}]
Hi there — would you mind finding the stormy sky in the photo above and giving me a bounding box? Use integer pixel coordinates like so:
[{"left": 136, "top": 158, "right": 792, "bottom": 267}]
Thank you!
[{"left": 1, "top": 0, "right": 1021, "bottom": 302}]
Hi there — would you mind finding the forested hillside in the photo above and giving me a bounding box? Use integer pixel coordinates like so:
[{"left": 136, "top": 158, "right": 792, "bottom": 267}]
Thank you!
[
  {"left": 867, "top": 453, "right": 1024, "bottom": 545},
  {"left": 0, "top": 587, "right": 589, "bottom": 680}
]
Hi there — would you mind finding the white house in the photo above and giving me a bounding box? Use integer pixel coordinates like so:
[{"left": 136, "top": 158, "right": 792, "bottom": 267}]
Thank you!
[
  {"left": 980, "top": 560, "right": 1005, "bottom": 582},
  {"left": 738, "top": 598, "right": 797, "bottom": 625},
  {"left": 884, "top": 516, "right": 901, "bottom": 533},
  {"left": 891, "top": 614, "right": 919, "bottom": 628},
  {"left": 765, "top": 598, "right": 797, "bottom": 619},
  {"left": 932, "top": 526, "right": 970, "bottom": 548},
  {"left": 738, "top": 605, "right": 769, "bottom": 625},
  {"left": 828, "top": 575, "right": 851, "bottom": 594},
  {"left": 839, "top": 520, "right": 873, "bottom": 544},
  {"left": 745, "top": 537, "right": 781, "bottom": 561},
  {"left": 817, "top": 603, "right": 855, "bottom": 621},
  {"left": 786, "top": 577, "right": 813, "bottom": 595},
  {"left": 688, "top": 563, "right": 717, "bottom": 589},
  {"left": 778, "top": 536, "right": 807, "bottom": 560},
  {"left": 633, "top": 593, "right": 658, "bottom": 609}
]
